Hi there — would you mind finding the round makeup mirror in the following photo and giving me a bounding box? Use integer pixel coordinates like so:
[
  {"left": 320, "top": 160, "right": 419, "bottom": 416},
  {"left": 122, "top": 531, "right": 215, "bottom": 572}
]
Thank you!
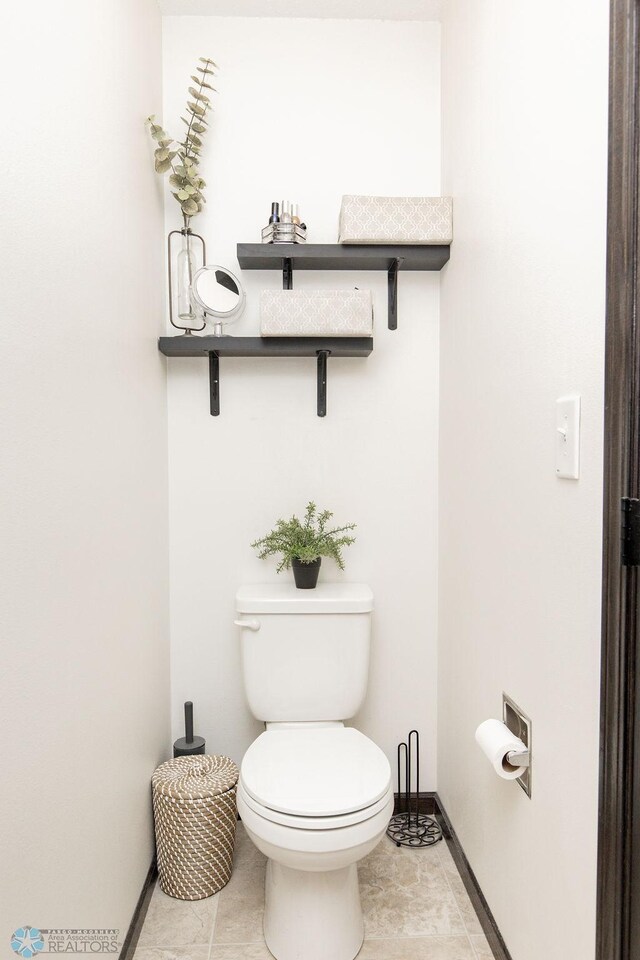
[{"left": 191, "top": 265, "right": 246, "bottom": 335}]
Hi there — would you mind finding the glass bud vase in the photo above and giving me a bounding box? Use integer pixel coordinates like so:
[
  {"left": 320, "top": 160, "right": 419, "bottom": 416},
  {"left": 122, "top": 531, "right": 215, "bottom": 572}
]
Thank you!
[
  {"left": 177, "top": 234, "right": 198, "bottom": 323},
  {"left": 167, "top": 220, "right": 206, "bottom": 334}
]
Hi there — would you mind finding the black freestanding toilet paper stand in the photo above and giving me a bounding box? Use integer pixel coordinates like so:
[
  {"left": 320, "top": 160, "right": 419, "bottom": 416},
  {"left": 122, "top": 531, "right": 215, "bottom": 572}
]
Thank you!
[
  {"left": 386, "top": 729, "right": 442, "bottom": 847},
  {"left": 173, "top": 701, "right": 206, "bottom": 757}
]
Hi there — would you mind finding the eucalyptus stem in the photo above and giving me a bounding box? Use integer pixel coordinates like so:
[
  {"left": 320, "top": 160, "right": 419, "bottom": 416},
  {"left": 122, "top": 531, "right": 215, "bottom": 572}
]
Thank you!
[
  {"left": 146, "top": 56, "right": 216, "bottom": 221},
  {"left": 184, "top": 69, "right": 208, "bottom": 160}
]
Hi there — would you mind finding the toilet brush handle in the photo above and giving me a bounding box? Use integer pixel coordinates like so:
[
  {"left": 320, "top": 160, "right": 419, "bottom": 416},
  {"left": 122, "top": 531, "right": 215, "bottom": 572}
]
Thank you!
[{"left": 184, "top": 701, "right": 194, "bottom": 744}]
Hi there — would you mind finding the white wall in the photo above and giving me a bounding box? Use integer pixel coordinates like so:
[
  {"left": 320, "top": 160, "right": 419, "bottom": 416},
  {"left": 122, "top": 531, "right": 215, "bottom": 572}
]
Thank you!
[
  {"left": 0, "top": 0, "right": 168, "bottom": 942},
  {"left": 163, "top": 17, "right": 441, "bottom": 782},
  {"left": 438, "top": 3, "right": 608, "bottom": 959}
]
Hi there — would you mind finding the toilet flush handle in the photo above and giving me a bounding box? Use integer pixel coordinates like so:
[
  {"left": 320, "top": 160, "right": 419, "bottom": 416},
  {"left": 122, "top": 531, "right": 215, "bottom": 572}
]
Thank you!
[{"left": 233, "top": 618, "right": 261, "bottom": 632}]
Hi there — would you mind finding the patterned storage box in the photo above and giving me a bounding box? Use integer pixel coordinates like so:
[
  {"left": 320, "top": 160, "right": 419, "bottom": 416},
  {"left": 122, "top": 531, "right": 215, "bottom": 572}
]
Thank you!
[
  {"left": 152, "top": 754, "right": 239, "bottom": 901},
  {"left": 339, "top": 195, "right": 453, "bottom": 244},
  {"left": 260, "top": 289, "right": 373, "bottom": 337}
]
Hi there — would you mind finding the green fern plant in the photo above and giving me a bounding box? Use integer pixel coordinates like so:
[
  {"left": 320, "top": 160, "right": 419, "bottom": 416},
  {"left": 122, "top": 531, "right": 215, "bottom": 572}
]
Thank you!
[
  {"left": 251, "top": 502, "right": 357, "bottom": 573},
  {"left": 145, "top": 57, "right": 217, "bottom": 223}
]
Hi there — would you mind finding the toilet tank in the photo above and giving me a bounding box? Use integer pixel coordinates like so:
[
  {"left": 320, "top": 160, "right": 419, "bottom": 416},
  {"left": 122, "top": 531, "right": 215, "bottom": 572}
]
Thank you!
[{"left": 235, "top": 583, "right": 374, "bottom": 722}]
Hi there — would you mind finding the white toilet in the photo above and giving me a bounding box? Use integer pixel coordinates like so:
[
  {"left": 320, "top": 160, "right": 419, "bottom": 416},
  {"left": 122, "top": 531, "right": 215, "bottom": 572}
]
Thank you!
[{"left": 235, "top": 582, "right": 393, "bottom": 960}]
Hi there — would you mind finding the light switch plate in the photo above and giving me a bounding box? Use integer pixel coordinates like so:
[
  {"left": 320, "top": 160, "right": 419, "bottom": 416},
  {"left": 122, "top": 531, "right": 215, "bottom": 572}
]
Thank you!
[{"left": 555, "top": 395, "right": 580, "bottom": 479}]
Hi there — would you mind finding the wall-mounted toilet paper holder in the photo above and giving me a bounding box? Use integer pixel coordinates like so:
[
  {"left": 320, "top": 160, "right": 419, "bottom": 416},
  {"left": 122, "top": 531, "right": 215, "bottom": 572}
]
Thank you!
[{"left": 503, "top": 693, "right": 532, "bottom": 797}]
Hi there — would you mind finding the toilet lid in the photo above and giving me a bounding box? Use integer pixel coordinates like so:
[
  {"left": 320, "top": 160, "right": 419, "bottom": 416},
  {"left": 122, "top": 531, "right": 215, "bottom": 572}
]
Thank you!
[{"left": 240, "top": 727, "right": 391, "bottom": 817}]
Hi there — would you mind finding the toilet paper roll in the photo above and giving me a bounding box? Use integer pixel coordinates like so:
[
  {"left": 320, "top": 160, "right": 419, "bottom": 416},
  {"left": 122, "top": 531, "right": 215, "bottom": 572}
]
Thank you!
[{"left": 475, "top": 719, "right": 528, "bottom": 780}]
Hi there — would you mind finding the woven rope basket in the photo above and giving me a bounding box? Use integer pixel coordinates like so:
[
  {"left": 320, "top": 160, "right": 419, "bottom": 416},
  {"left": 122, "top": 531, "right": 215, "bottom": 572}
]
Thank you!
[{"left": 152, "top": 754, "right": 239, "bottom": 901}]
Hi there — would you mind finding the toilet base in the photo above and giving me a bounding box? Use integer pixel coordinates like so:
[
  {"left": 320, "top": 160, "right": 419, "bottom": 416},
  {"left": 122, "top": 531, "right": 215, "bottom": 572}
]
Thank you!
[{"left": 264, "top": 859, "right": 364, "bottom": 960}]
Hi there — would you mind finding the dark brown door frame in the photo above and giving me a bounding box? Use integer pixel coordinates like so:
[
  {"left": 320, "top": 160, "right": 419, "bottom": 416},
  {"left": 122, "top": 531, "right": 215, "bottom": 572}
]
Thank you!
[{"left": 597, "top": 1, "right": 640, "bottom": 958}]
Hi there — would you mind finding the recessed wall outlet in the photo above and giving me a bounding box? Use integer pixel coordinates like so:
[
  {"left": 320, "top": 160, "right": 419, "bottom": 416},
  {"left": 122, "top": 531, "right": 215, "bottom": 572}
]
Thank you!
[{"left": 503, "top": 693, "right": 532, "bottom": 798}]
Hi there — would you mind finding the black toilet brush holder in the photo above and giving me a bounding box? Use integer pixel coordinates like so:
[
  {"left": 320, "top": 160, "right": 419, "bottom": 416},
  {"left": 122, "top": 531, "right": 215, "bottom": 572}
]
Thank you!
[
  {"left": 387, "top": 729, "right": 442, "bottom": 848},
  {"left": 173, "top": 701, "right": 206, "bottom": 757}
]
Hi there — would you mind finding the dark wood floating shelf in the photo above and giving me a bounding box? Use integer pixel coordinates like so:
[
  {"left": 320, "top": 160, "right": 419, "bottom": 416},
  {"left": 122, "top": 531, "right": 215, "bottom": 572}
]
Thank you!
[
  {"left": 158, "top": 335, "right": 372, "bottom": 358},
  {"left": 236, "top": 243, "right": 450, "bottom": 272},
  {"left": 158, "top": 335, "right": 373, "bottom": 417},
  {"left": 237, "top": 242, "right": 450, "bottom": 331}
]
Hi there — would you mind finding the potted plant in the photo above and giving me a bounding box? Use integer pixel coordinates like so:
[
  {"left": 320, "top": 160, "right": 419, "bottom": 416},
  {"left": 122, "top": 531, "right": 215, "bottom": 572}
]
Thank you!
[{"left": 251, "top": 501, "right": 357, "bottom": 589}]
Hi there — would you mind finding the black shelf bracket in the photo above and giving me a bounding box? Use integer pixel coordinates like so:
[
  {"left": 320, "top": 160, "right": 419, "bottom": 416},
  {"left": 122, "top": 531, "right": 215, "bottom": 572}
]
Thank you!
[
  {"left": 209, "top": 352, "right": 220, "bottom": 416},
  {"left": 317, "top": 350, "right": 329, "bottom": 417},
  {"left": 159, "top": 336, "right": 372, "bottom": 418},
  {"left": 237, "top": 243, "right": 450, "bottom": 333},
  {"left": 388, "top": 257, "right": 404, "bottom": 330},
  {"left": 283, "top": 257, "right": 293, "bottom": 290}
]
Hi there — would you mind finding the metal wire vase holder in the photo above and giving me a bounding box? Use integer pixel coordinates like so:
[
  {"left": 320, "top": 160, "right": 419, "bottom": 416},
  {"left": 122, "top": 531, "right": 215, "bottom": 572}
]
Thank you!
[
  {"left": 387, "top": 729, "right": 442, "bottom": 848},
  {"left": 167, "top": 220, "right": 207, "bottom": 334}
]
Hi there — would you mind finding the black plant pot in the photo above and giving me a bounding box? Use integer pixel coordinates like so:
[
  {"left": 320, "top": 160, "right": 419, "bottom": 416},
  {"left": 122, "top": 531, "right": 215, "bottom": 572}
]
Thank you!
[{"left": 292, "top": 557, "right": 321, "bottom": 589}]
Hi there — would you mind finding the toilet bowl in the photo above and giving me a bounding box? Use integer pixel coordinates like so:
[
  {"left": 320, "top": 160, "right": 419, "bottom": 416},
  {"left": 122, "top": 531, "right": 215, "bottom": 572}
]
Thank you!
[
  {"left": 237, "top": 725, "right": 393, "bottom": 960},
  {"left": 235, "top": 583, "right": 390, "bottom": 960}
]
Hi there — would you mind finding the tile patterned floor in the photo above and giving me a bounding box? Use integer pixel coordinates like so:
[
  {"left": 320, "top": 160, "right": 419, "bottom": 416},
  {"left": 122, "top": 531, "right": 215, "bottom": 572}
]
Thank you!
[{"left": 134, "top": 824, "right": 496, "bottom": 960}]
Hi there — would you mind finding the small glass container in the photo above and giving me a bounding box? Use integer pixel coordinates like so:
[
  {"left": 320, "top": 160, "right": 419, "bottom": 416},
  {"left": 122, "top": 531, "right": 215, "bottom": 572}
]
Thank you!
[{"left": 167, "top": 220, "right": 207, "bottom": 334}]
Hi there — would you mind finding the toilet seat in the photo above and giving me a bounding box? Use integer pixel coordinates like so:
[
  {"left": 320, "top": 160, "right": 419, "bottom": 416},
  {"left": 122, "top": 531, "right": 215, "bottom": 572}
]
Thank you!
[
  {"left": 238, "top": 779, "right": 394, "bottom": 830},
  {"left": 240, "top": 726, "right": 391, "bottom": 819}
]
